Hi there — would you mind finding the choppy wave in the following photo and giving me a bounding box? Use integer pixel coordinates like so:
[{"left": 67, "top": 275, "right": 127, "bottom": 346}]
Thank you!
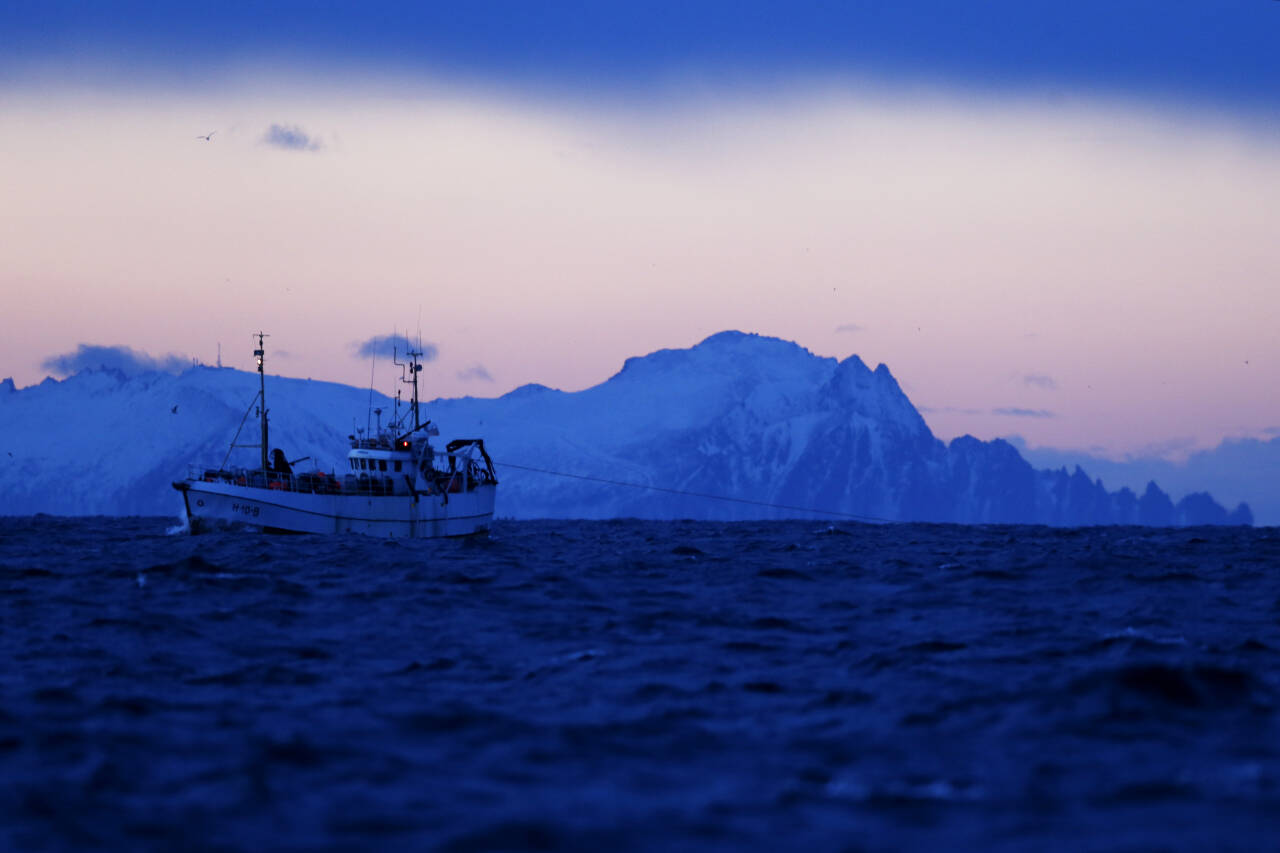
[{"left": 1, "top": 516, "right": 1278, "bottom": 851}]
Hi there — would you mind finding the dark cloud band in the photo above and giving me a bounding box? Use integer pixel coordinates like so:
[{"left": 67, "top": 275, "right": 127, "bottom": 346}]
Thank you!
[
  {"left": 41, "top": 344, "right": 188, "bottom": 377},
  {"left": 353, "top": 334, "right": 438, "bottom": 362}
]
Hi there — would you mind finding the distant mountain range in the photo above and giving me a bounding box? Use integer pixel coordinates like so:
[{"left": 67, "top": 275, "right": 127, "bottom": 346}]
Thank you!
[
  {"left": 1008, "top": 435, "right": 1278, "bottom": 527},
  {"left": 0, "top": 331, "right": 1253, "bottom": 525}
]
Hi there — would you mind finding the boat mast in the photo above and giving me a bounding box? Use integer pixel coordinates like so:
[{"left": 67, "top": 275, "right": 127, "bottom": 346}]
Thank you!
[
  {"left": 408, "top": 348, "right": 423, "bottom": 430},
  {"left": 254, "top": 332, "right": 269, "bottom": 473}
]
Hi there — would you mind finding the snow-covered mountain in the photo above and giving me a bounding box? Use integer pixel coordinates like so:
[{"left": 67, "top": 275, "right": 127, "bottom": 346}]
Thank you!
[{"left": 0, "top": 331, "right": 1251, "bottom": 525}]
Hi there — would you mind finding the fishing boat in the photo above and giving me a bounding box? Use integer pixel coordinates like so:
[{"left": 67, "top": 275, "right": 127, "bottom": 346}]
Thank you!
[{"left": 172, "top": 333, "right": 497, "bottom": 537}]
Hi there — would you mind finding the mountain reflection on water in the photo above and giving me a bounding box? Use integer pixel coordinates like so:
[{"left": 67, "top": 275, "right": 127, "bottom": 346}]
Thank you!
[{"left": 2, "top": 516, "right": 1277, "bottom": 851}]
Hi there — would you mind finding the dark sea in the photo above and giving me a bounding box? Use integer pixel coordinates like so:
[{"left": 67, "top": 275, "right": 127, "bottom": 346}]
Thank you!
[{"left": 2, "top": 517, "right": 1278, "bottom": 852}]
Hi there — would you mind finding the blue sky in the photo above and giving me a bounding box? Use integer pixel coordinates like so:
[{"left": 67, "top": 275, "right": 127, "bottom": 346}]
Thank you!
[
  {"left": 4, "top": 1, "right": 1278, "bottom": 107},
  {"left": 3, "top": 1, "right": 1278, "bottom": 459}
]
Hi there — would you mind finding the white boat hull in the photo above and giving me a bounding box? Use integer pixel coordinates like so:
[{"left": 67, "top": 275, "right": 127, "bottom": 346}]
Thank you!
[{"left": 175, "top": 479, "right": 495, "bottom": 538}]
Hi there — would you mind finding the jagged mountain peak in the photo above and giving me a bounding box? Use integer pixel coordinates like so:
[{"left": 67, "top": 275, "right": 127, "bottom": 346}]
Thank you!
[
  {"left": 950, "top": 434, "right": 1022, "bottom": 457},
  {"left": 821, "top": 352, "right": 930, "bottom": 437},
  {"left": 829, "top": 354, "right": 905, "bottom": 390}
]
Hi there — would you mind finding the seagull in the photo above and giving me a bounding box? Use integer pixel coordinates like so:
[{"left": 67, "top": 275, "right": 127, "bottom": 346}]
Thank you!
[
  {"left": 171, "top": 405, "right": 179, "bottom": 414},
  {"left": 196, "top": 131, "right": 216, "bottom": 142}
]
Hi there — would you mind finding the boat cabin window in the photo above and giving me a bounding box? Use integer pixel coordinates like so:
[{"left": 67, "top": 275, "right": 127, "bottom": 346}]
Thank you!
[
  {"left": 394, "top": 461, "right": 402, "bottom": 472},
  {"left": 378, "top": 459, "right": 387, "bottom": 472}
]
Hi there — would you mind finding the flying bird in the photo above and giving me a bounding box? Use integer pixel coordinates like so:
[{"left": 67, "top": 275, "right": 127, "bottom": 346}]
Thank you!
[
  {"left": 196, "top": 131, "right": 216, "bottom": 142},
  {"left": 171, "top": 405, "right": 179, "bottom": 414}
]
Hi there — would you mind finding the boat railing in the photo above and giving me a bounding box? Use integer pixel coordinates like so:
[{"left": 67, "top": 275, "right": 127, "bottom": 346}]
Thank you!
[
  {"left": 187, "top": 465, "right": 347, "bottom": 495},
  {"left": 186, "top": 446, "right": 496, "bottom": 497},
  {"left": 349, "top": 435, "right": 396, "bottom": 450}
]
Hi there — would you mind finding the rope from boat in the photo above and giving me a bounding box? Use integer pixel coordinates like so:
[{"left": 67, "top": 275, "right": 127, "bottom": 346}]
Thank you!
[{"left": 491, "top": 460, "right": 898, "bottom": 524}]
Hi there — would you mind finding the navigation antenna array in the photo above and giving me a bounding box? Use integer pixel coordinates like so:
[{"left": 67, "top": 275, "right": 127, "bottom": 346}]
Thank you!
[
  {"left": 392, "top": 344, "right": 406, "bottom": 430},
  {"left": 407, "top": 348, "right": 424, "bottom": 431},
  {"left": 254, "top": 332, "right": 269, "bottom": 474},
  {"left": 393, "top": 343, "right": 425, "bottom": 432}
]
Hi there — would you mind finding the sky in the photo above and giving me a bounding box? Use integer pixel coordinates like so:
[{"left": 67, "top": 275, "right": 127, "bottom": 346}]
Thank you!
[{"left": 2, "top": 1, "right": 1278, "bottom": 459}]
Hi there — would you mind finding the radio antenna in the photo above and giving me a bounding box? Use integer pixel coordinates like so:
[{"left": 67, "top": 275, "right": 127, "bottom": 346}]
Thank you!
[{"left": 253, "top": 331, "right": 269, "bottom": 474}]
